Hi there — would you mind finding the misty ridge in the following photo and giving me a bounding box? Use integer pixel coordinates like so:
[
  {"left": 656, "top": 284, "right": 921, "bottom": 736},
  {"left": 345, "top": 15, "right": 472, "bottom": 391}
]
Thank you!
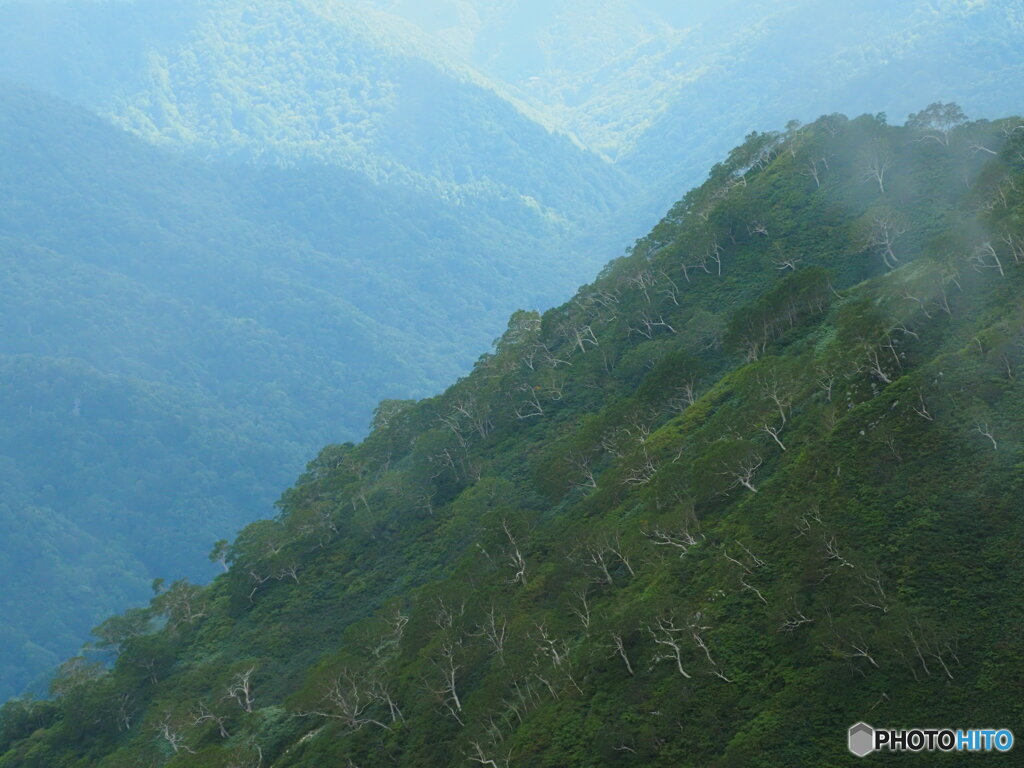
[{"left": 0, "top": 1, "right": 1022, "bottom": 765}]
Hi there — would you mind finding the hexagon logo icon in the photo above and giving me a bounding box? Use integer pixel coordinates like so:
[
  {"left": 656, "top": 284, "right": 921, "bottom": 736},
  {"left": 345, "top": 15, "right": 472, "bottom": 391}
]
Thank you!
[{"left": 848, "top": 722, "right": 875, "bottom": 757}]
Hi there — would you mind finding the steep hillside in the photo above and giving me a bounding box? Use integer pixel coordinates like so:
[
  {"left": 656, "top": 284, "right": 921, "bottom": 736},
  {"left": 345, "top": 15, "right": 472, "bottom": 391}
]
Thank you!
[
  {"left": 0, "top": 81, "right": 603, "bottom": 700},
  {"left": 3, "top": 110, "right": 1021, "bottom": 766}
]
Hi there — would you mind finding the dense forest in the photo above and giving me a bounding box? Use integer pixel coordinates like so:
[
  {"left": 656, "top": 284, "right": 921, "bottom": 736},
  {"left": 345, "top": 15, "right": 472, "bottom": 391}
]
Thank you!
[
  {"left": 0, "top": 80, "right": 621, "bottom": 700},
  {"left": 3, "top": 107, "right": 1021, "bottom": 765}
]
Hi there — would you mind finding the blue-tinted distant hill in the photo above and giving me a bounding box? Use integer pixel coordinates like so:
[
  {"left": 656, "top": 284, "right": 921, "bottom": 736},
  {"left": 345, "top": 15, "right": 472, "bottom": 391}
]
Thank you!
[
  {"left": 0, "top": 80, "right": 618, "bottom": 699},
  {"left": 0, "top": 0, "right": 630, "bottom": 223}
]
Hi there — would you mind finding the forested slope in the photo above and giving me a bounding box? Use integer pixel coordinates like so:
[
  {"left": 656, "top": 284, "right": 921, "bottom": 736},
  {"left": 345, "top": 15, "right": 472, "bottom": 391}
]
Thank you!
[
  {"left": 2, "top": 108, "right": 1022, "bottom": 766},
  {"left": 0, "top": 81, "right": 604, "bottom": 700}
]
